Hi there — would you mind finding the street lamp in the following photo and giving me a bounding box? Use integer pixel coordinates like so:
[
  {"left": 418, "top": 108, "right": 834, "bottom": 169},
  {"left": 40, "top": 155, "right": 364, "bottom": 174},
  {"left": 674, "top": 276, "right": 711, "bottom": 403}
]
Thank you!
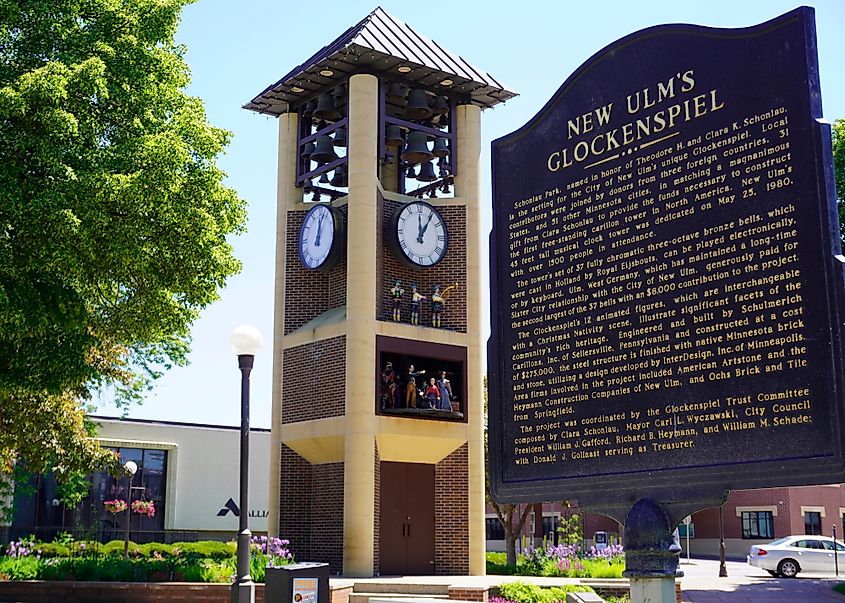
[
  {"left": 123, "top": 460, "right": 138, "bottom": 559},
  {"left": 230, "top": 325, "right": 262, "bottom": 603}
]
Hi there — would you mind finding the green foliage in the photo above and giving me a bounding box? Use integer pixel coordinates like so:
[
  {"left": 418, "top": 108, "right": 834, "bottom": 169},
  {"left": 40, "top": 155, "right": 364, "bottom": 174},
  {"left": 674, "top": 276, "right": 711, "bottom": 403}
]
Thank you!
[
  {"left": 0, "top": 0, "right": 246, "bottom": 496},
  {"left": 557, "top": 503, "right": 583, "bottom": 546},
  {"left": 495, "top": 581, "right": 593, "bottom": 603},
  {"left": 173, "top": 540, "right": 237, "bottom": 560},
  {"left": 0, "top": 555, "right": 40, "bottom": 580},
  {"left": 834, "top": 119, "right": 845, "bottom": 237},
  {"left": 31, "top": 542, "right": 71, "bottom": 558}
]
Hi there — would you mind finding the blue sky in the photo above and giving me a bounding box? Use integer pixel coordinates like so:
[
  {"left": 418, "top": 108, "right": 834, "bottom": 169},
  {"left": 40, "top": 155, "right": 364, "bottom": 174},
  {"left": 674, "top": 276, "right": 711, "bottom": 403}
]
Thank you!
[{"left": 94, "top": 1, "right": 845, "bottom": 428}]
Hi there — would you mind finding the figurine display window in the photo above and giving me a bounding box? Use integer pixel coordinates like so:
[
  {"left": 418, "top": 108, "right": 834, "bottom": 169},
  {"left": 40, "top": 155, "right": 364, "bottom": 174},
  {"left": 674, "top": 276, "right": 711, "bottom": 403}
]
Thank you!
[{"left": 376, "top": 336, "right": 466, "bottom": 421}]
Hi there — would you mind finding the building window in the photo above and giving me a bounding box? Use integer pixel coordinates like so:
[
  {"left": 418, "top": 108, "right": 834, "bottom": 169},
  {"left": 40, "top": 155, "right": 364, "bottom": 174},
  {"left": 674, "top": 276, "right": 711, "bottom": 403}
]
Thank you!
[
  {"left": 486, "top": 517, "right": 505, "bottom": 540},
  {"left": 741, "top": 511, "right": 774, "bottom": 539},
  {"left": 805, "top": 511, "right": 822, "bottom": 535},
  {"left": 542, "top": 515, "right": 559, "bottom": 546}
]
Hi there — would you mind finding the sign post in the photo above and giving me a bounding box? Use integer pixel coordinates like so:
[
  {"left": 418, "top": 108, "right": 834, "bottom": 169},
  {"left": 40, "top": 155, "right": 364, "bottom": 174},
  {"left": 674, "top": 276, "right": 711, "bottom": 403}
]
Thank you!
[{"left": 489, "top": 8, "right": 843, "bottom": 602}]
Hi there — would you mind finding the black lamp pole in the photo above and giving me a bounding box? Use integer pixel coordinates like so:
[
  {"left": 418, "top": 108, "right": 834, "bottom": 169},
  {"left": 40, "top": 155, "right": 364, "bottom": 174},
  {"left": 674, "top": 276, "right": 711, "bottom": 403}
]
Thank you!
[{"left": 234, "top": 352, "right": 256, "bottom": 603}]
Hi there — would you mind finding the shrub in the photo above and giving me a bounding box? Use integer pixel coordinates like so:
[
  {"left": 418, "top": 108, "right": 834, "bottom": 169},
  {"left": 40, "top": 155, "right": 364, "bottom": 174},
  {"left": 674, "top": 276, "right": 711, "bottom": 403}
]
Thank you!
[
  {"left": 0, "top": 556, "right": 40, "bottom": 580},
  {"left": 32, "top": 543, "right": 71, "bottom": 558},
  {"left": 496, "top": 581, "right": 593, "bottom": 603},
  {"left": 173, "top": 541, "right": 236, "bottom": 560}
]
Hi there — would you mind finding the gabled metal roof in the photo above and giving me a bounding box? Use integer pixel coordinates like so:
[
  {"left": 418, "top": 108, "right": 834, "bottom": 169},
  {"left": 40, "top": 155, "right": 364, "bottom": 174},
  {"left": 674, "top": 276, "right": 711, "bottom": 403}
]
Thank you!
[{"left": 244, "top": 7, "right": 517, "bottom": 116}]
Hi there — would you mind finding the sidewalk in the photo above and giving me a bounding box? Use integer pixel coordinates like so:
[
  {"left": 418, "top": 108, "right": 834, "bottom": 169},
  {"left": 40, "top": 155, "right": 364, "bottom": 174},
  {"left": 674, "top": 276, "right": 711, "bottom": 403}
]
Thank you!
[{"left": 678, "top": 559, "right": 845, "bottom": 602}]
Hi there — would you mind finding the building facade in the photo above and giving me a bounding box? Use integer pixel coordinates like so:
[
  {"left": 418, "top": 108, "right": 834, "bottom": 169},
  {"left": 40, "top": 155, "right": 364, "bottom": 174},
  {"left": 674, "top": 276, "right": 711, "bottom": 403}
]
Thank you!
[{"left": 4, "top": 416, "right": 270, "bottom": 544}]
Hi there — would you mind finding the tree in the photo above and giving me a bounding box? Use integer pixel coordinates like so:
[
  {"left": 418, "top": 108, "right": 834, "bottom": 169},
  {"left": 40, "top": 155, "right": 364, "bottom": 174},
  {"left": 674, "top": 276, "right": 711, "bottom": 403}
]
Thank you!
[
  {"left": 483, "top": 375, "right": 536, "bottom": 565},
  {"left": 0, "top": 0, "right": 246, "bottom": 491}
]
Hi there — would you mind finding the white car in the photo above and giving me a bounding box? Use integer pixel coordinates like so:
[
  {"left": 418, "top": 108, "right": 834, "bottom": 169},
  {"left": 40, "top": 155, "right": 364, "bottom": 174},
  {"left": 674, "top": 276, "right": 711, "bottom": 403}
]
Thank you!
[{"left": 748, "top": 535, "right": 845, "bottom": 577}]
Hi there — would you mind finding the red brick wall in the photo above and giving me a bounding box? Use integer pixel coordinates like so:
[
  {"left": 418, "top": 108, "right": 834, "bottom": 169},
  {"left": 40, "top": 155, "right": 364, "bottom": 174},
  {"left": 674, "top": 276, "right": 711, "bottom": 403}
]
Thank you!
[
  {"left": 281, "top": 336, "right": 346, "bottom": 423},
  {"left": 311, "top": 463, "right": 345, "bottom": 573},
  {"left": 435, "top": 444, "right": 469, "bottom": 574},
  {"left": 278, "top": 444, "right": 345, "bottom": 574},
  {"left": 285, "top": 207, "right": 348, "bottom": 335},
  {"left": 279, "top": 445, "right": 313, "bottom": 555},
  {"left": 378, "top": 199, "right": 467, "bottom": 332}
]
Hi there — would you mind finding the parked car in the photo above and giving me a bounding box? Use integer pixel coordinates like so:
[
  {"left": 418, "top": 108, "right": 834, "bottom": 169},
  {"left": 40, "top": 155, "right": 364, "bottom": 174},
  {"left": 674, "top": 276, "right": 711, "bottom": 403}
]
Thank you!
[{"left": 748, "top": 535, "right": 845, "bottom": 577}]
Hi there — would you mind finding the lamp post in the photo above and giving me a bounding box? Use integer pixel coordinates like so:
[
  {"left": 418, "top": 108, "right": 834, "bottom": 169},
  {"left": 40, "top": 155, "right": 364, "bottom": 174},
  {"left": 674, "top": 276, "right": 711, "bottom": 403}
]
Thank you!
[
  {"left": 230, "top": 325, "right": 262, "bottom": 603},
  {"left": 718, "top": 504, "right": 728, "bottom": 577},
  {"left": 123, "top": 460, "right": 138, "bottom": 559}
]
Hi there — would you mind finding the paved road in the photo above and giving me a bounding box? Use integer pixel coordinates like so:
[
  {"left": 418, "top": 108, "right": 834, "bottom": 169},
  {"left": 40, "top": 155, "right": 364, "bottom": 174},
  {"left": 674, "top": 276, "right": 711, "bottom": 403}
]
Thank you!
[{"left": 679, "top": 558, "right": 845, "bottom": 602}]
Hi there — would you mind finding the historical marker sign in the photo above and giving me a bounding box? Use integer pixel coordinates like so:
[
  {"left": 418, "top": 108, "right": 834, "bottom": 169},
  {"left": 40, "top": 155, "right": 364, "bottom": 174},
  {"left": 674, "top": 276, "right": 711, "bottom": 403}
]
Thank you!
[{"left": 488, "top": 8, "right": 844, "bottom": 514}]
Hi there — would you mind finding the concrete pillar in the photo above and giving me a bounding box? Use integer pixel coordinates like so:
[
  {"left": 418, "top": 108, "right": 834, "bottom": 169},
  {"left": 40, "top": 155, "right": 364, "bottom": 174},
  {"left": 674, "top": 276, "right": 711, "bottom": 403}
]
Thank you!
[
  {"left": 456, "top": 103, "right": 486, "bottom": 575},
  {"left": 269, "top": 111, "right": 301, "bottom": 536},
  {"left": 343, "top": 73, "right": 379, "bottom": 577}
]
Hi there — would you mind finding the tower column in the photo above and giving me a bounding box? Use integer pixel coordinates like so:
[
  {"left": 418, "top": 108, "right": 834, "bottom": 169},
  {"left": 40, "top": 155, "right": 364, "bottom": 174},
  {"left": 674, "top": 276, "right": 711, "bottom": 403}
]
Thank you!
[
  {"left": 269, "top": 112, "right": 301, "bottom": 537},
  {"left": 456, "top": 104, "right": 486, "bottom": 575},
  {"left": 343, "top": 73, "right": 379, "bottom": 577}
]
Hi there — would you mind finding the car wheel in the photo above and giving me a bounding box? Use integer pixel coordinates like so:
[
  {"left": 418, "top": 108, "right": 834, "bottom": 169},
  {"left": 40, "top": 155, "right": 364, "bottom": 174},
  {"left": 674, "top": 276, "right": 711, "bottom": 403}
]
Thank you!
[
  {"left": 777, "top": 559, "right": 800, "bottom": 578},
  {"left": 766, "top": 570, "right": 778, "bottom": 577}
]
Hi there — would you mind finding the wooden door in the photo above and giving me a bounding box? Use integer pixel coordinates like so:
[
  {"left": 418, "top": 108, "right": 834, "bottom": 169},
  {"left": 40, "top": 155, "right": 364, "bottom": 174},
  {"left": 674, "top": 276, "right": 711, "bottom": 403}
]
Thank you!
[{"left": 379, "top": 462, "right": 435, "bottom": 575}]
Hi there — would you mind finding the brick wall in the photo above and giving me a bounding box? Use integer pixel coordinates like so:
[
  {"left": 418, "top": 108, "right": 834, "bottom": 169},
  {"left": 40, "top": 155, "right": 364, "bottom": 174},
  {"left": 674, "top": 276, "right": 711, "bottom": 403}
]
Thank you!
[
  {"left": 281, "top": 336, "right": 346, "bottom": 423},
  {"left": 279, "top": 445, "right": 345, "bottom": 574},
  {"left": 285, "top": 207, "right": 348, "bottom": 335},
  {"left": 434, "top": 444, "right": 469, "bottom": 574},
  {"left": 311, "top": 463, "right": 345, "bottom": 573},
  {"left": 279, "top": 445, "right": 313, "bottom": 554},
  {"left": 378, "top": 199, "right": 467, "bottom": 332}
]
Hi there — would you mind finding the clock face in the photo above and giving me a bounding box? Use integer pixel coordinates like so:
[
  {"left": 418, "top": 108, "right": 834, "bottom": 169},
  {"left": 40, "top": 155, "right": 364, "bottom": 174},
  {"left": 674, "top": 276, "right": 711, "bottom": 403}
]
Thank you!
[
  {"left": 391, "top": 201, "right": 448, "bottom": 267},
  {"left": 298, "top": 204, "right": 343, "bottom": 271}
]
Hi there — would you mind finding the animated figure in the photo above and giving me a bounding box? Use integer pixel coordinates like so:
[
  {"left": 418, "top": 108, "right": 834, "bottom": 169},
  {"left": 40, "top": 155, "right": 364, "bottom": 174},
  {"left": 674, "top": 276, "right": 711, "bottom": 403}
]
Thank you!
[
  {"left": 390, "top": 280, "right": 404, "bottom": 322},
  {"left": 424, "top": 377, "right": 441, "bottom": 409},
  {"left": 436, "top": 370, "right": 455, "bottom": 411},
  {"left": 404, "top": 364, "right": 426, "bottom": 408},
  {"left": 410, "top": 284, "right": 427, "bottom": 326},
  {"left": 380, "top": 362, "right": 397, "bottom": 409},
  {"left": 430, "top": 283, "right": 458, "bottom": 328}
]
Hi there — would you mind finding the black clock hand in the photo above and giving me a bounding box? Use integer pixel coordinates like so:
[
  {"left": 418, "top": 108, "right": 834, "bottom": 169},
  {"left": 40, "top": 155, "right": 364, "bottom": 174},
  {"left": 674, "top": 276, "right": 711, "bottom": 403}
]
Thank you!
[{"left": 315, "top": 214, "right": 324, "bottom": 246}]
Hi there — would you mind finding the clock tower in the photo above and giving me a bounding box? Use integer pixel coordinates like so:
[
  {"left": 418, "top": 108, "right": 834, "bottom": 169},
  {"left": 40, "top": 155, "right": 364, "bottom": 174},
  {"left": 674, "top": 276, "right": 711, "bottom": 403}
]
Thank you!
[{"left": 245, "top": 8, "right": 515, "bottom": 577}]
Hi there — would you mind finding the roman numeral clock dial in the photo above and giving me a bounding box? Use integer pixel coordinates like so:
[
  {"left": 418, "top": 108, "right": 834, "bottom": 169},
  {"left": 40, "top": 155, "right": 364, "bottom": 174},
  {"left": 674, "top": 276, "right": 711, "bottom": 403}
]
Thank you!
[
  {"left": 389, "top": 201, "right": 448, "bottom": 267},
  {"left": 298, "top": 203, "right": 344, "bottom": 271}
]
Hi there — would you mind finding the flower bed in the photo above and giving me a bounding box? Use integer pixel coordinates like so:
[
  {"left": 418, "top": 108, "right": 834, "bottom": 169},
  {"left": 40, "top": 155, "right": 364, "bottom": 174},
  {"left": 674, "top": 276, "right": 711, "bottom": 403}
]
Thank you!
[
  {"left": 0, "top": 534, "right": 294, "bottom": 583},
  {"left": 487, "top": 543, "right": 625, "bottom": 579}
]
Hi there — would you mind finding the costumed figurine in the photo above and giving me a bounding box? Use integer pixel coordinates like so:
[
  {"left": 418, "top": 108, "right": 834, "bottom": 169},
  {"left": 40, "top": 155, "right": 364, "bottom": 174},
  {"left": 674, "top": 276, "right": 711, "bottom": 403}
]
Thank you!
[
  {"left": 436, "top": 370, "right": 455, "bottom": 411},
  {"left": 410, "top": 284, "right": 427, "bottom": 326},
  {"left": 390, "top": 280, "right": 404, "bottom": 322},
  {"left": 380, "top": 362, "right": 397, "bottom": 409},
  {"left": 424, "top": 377, "right": 441, "bottom": 409},
  {"left": 404, "top": 364, "right": 426, "bottom": 408},
  {"left": 431, "top": 283, "right": 458, "bottom": 328}
]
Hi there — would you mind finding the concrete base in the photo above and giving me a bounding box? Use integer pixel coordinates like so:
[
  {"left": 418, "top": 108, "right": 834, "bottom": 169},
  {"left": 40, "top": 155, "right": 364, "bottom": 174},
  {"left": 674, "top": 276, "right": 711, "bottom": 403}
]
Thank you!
[{"left": 630, "top": 577, "right": 677, "bottom": 603}]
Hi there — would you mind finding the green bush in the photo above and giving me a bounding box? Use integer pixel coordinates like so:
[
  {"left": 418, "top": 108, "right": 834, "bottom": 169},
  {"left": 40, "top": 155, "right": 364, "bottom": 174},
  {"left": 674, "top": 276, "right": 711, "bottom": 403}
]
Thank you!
[
  {"left": 137, "top": 542, "right": 176, "bottom": 558},
  {"left": 31, "top": 543, "right": 71, "bottom": 558},
  {"left": 173, "top": 541, "right": 236, "bottom": 560},
  {"left": 496, "top": 581, "right": 593, "bottom": 603}
]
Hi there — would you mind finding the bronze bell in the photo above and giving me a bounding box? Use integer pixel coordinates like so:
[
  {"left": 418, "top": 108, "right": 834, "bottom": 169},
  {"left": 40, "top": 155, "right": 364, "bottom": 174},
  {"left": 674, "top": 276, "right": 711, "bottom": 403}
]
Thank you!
[
  {"left": 403, "top": 88, "right": 433, "bottom": 120},
  {"left": 310, "top": 135, "right": 338, "bottom": 164},
  {"left": 333, "top": 126, "right": 347, "bottom": 147},
  {"left": 401, "top": 131, "right": 433, "bottom": 164},
  {"left": 313, "top": 92, "right": 340, "bottom": 121},
  {"left": 416, "top": 161, "right": 437, "bottom": 182},
  {"left": 432, "top": 137, "right": 450, "bottom": 157},
  {"left": 386, "top": 82, "right": 408, "bottom": 105},
  {"left": 311, "top": 190, "right": 321, "bottom": 202},
  {"left": 301, "top": 141, "right": 315, "bottom": 160},
  {"left": 319, "top": 171, "right": 330, "bottom": 184},
  {"left": 385, "top": 125, "right": 404, "bottom": 147},
  {"left": 303, "top": 177, "right": 314, "bottom": 192},
  {"left": 333, "top": 84, "right": 346, "bottom": 104},
  {"left": 406, "top": 164, "right": 417, "bottom": 179},
  {"left": 329, "top": 164, "right": 348, "bottom": 188},
  {"left": 432, "top": 95, "right": 449, "bottom": 116},
  {"left": 302, "top": 99, "right": 316, "bottom": 117}
]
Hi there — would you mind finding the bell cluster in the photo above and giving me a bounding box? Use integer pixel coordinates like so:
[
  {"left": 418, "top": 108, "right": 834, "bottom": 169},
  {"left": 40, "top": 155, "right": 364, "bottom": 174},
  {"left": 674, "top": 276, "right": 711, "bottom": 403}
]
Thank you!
[
  {"left": 299, "top": 84, "right": 349, "bottom": 202},
  {"left": 383, "top": 82, "right": 453, "bottom": 198}
]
